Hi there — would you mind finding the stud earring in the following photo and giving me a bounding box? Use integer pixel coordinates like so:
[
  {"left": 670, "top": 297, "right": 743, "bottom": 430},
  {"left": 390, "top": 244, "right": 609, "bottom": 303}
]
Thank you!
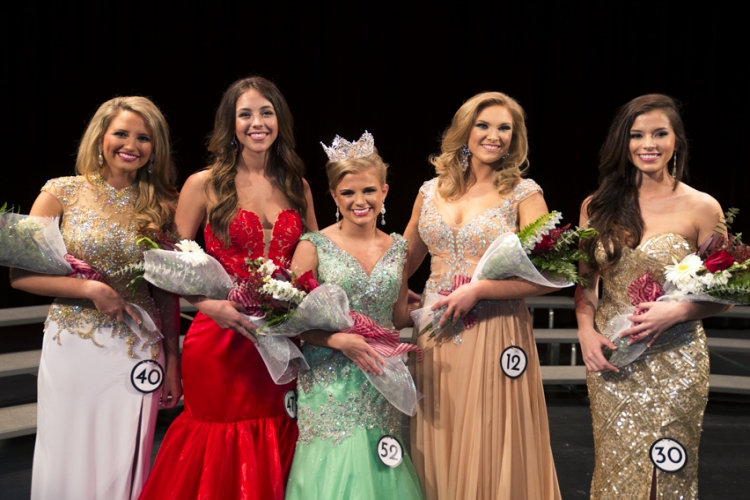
[
  {"left": 459, "top": 144, "right": 471, "bottom": 171},
  {"left": 335, "top": 205, "right": 340, "bottom": 222},
  {"left": 671, "top": 152, "right": 677, "bottom": 178},
  {"left": 97, "top": 144, "right": 104, "bottom": 166},
  {"left": 380, "top": 202, "right": 386, "bottom": 225}
]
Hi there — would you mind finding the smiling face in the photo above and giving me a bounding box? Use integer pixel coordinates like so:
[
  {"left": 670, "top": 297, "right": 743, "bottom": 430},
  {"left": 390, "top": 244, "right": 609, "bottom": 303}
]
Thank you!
[
  {"left": 467, "top": 105, "right": 513, "bottom": 169},
  {"left": 331, "top": 166, "right": 388, "bottom": 229},
  {"left": 628, "top": 110, "right": 676, "bottom": 176},
  {"left": 235, "top": 89, "right": 278, "bottom": 155},
  {"left": 101, "top": 110, "right": 153, "bottom": 179}
]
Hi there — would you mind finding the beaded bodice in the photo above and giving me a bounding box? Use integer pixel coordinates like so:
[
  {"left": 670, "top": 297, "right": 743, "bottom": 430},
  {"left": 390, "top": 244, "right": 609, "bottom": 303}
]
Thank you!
[
  {"left": 595, "top": 232, "right": 700, "bottom": 351},
  {"left": 296, "top": 231, "right": 407, "bottom": 445},
  {"left": 204, "top": 208, "right": 303, "bottom": 274},
  {"left": 42, "top": 174, "right": 161, "bottom": 359},
  {"left": 418, "top": 177, "right": 542, "bottom": 293}
]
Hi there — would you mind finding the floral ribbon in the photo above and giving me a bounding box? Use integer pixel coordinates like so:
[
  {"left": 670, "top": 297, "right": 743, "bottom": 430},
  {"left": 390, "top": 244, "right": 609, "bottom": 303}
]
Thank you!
[
  {"left": 438, "top": 274, "right": 478, "bottom": 330},
  {"left": 342, "top": 311, "right": 423, "bottom": 362},
  {"left": 64, "top": 254, "right": 105, "bottom": 282},
  {"left": 627, "top": 270, "right": 664, "bottom": 316},
  {"left": 227, "top": 282, "right": 265, "bottom": 317}
]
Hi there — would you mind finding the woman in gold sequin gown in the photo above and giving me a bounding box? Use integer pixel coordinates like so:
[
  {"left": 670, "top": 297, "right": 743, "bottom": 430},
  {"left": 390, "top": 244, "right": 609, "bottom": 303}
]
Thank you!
[
  {"left": 576, "top": 94, "right": 730, "bottom": 499},
  {"left": 404, "top": 92, "right": 562, "bottom": 499},
  {"left": 10, "top": 97, "right": 181, "bottom": 500}
]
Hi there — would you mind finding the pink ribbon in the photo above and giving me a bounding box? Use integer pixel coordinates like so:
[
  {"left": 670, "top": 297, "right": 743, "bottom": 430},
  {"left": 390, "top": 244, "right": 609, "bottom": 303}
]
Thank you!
[
  {"left": 343, "top": 311, "right": 423, "bottom": 362},
  {"left": 227, "top": 282, "right": 264, "bottom": 317},
  {"left": 64, "top": 254, "right": 105, "bottom": 282},
  {"left": 438, "top": 274, "right": 478, "bottom": 330}
]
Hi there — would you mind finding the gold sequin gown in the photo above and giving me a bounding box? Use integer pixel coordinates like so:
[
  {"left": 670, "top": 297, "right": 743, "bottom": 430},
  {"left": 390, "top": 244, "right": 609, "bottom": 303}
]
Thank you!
[
  {"left": 411, "top": 178, "right": 561, "bottom": 500},
  {"left": 588, "top": 233, "right": 709, "bottom": 499},
  {"left": 30, "top": 175, "right": 164, "bottom": 500}
]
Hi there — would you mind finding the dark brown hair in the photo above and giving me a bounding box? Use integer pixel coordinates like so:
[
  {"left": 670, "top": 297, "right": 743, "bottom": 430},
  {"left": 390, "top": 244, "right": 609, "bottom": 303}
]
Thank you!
[
  {"left": 583, "top": 94, "right": 688, "bottom": 270},
  {"left": 206, "top": 76, "right": 307, "bottom": 244}
]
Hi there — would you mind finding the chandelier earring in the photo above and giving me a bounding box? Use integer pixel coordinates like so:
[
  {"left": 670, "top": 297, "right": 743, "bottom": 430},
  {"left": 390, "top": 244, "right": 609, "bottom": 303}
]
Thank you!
[
  {"left": 502, "top": 151, "right": 510, "bottom": 161},
  {"left": 459, "top": 144, "right": 471, "bottom": 171},
  {"left": 97, "top": 144, "right": 104, "bottom": 167},
  {"left": 380, "top": 201, "right": 386, "bottom": 226},
  {"left": 671, "top": 151, "right": 677, "bottom": 178},
  {"left": 148, "top": 156, "right": 155, "bottom": 174}
]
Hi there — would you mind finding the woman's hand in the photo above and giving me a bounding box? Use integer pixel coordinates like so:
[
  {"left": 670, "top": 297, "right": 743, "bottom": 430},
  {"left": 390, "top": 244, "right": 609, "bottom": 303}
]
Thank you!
[
  {"left": 86, "top": 280, "right": 142, "bottom": 324},
  {"left": 578, "top": 327, "right": 619, "bottom": 373},
  {"left": 192, "top": 298, "right": 258, "bottom": 343},
  {"left": 432, "top": 283, "right": 480, "bottom": 328},
  {"left": 328, "top": 333, "right": 385, "bottom": 375},
  {"left": 160, "top": 361, "right": 182, "bottom": 409},
  {"left": 622, "top": 301, "right": 688, "bottom": 346}
]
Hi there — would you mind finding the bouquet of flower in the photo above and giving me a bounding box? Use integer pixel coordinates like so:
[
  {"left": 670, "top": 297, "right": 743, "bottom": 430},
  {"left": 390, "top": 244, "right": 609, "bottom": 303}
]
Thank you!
[
  {"left": 0, "top": 205, "right": 163, "bottom": 351},
  {"left": 113, "top": 228, "right": 180, "bottom": 294},
  {"left": 412, "top": 211, "right": 597, "bottom": 341}
]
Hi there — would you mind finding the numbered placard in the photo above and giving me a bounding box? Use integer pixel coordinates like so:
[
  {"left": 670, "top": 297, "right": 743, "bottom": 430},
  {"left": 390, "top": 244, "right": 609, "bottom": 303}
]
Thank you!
[
  {"left": 284, "top": 390, "right": 298, "bottom": 419},
  {"left": 377, "top": 435, "right": 404, "bottom": 468},
  {"left": 130, "top": 360, "right": 164, "bottom": 393},
  {"left": 500, "top": 346, "right": 528, "bottom": 379},
  {"left": 650, "top": 438, "right": 688, "bottom": 473}
]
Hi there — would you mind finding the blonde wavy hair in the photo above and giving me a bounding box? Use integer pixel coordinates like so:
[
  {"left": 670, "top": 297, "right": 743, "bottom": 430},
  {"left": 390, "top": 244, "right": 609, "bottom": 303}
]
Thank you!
[
  {"left": 325, "top": 149, "right": 388, "bottom": 191},
  {"left": 76, "top": 96, "right": 178, "bottom": 232},
  {"left": 432, "top": 92, "right": 529, "bottom": 200},
  {"left": 206, "top": 77, "right": 308, "bottom": 245}
]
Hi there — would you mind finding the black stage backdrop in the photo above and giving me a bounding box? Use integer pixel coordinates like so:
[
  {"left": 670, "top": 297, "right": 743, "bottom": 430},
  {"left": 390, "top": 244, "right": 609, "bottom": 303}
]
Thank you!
[{"left": 0, "top": 2, "right": 746, "bottom": 308}]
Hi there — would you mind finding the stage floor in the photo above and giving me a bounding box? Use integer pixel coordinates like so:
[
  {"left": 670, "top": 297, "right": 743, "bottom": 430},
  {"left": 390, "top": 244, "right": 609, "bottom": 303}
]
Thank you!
[{"left": 1, "top": 386, "right": 748, "bottom": 499}]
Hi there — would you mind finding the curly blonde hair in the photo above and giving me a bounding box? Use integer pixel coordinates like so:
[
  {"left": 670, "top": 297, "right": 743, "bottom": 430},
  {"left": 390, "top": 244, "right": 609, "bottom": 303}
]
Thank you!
[
  {"left": 325, "top": 149, "right": 388, "bottom": 191},
  {"left": 76, "top": 96, "right": 178, "bottom": 232},
  {"left": 432, "top": 91, "right": 529, "bottom": 200}
]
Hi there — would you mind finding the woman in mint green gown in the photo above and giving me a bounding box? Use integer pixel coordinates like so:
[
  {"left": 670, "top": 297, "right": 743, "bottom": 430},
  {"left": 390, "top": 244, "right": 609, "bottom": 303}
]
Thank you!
[{"left": 285, "top": 133, "right": 424, "bottom": 499}]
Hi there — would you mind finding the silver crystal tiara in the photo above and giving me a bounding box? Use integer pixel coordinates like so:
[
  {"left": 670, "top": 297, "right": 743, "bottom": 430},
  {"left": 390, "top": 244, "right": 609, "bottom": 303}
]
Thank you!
[{"left": 320, "top": 131, "right": 375, "bottom": 162}]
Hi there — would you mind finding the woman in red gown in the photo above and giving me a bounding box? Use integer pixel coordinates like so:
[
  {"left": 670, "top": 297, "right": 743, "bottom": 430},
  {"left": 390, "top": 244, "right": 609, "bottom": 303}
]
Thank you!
[{"left": 139, "top": 76, "right": 317, "bottom": 500}]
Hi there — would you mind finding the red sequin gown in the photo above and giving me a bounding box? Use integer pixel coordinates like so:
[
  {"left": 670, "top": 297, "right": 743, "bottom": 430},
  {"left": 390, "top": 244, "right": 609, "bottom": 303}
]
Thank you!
[{"left": 139, "top": 208, "right": 303, "bottom": 500}]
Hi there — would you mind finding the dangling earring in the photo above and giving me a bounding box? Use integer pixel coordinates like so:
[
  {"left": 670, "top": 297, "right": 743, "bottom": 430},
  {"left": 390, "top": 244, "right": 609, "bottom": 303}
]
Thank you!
[
  {"left": 335, "top": 205, "right": 340, "bottom": 222},
  {"left": 502, "top": 151, "right": 510, "bottom": 161},
  {"left": 148, "top": 156, "right": 155, "bottom": 174},
  {"left": 230, "top": 137, "right": 239, "bottom": 155},
  {"left": 277, "top": 143, "right": 281, "bottom": 155},
  {"left": 97, "top": 144, "right": 104, "bottom": 167},
  {"left": 380, "top": 201, "right": 386, "bottom": 226},
  {"left": 459, "top": 144, "right": 471, "bottom": 171},
  {"left": 671, "top": 151, "right": 677, "bottom": 178}
]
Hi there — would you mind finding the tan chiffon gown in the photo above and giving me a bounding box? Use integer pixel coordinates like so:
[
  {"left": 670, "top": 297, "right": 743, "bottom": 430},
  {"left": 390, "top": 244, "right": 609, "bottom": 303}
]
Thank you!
[{"left": 411, "top": 178, "right": 561, "bottom": 500}]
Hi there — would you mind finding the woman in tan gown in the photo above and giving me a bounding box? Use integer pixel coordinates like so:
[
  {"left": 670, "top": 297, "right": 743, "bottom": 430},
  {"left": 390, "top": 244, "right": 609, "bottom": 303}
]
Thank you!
[
  {"left": 576, "top": 94, "right": 730, "bottom": 499},
  {"left": 404, "top": 92, "right": 562, "bottom": 500}
]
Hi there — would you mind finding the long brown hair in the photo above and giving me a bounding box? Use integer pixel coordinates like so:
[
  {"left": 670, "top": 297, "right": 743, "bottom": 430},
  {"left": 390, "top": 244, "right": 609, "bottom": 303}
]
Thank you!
[
  {"left": 583, "top": 94, "right": 688, "bottom": 270},
  {"left": 206, "top": 76, "right": 307, "bottom": 244},
  {"left": 77, "top": 96, "right": 178, "bottom": 232},
  {"left": 431, "top": 91, "right": 529, "bottom": 200}
]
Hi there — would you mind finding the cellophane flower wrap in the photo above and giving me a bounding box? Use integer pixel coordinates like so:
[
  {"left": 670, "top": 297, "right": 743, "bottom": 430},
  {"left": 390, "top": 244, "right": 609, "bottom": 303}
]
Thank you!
[
  {"left": 258, "top": 272, "right": 423, "bottom": 416},
  {"left": 0, "top": 205, "right": 163, "bottom": 346},
  {"left": 412, "top": 211, "right": 597, "bottom": 341},
  {"left": 142, "top": 246, "right": 309, "bottom": 384}
]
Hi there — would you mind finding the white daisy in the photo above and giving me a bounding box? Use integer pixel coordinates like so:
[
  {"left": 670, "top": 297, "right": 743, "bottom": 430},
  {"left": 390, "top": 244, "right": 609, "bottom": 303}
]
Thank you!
[
  {"left": 664, "top": 254, "right": 703, "bottom": 286},
  {"left": 175, "top": 239, "right": 209, "bottom": 265}
]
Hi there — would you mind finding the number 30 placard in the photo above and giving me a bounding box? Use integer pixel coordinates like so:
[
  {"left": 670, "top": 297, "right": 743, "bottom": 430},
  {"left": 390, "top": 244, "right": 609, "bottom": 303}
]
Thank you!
[
  {"left": 650, "top": 438, "right": 688, "bottom": 473},
  {"left": 500, "top": 346, "right": 528, "bottom": 379}
]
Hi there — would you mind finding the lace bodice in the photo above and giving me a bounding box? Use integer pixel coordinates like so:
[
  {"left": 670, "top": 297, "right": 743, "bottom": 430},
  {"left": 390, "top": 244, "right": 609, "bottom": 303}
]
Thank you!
[
  {"left": 418, "top": 177, "right": 542, "bottom": 293},
  {"left": 41, "top": 174, "right": 161, "bottom": 358},
  {"left": 595, "top": 232, "right": 699, "bottom": 351},
  {"left": 204, "top": 208, "right": 303, "bottom": 275}
]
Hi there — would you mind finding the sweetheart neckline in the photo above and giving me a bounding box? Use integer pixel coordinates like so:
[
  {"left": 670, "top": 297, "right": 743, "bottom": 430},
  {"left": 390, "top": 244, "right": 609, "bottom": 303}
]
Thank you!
[{"left": 313, "top": 231, "right": 400, "bottom": 278}]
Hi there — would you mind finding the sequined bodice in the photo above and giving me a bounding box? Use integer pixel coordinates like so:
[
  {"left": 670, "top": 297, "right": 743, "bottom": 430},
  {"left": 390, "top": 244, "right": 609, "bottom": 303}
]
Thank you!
[
  {"left": 418, "top": 177, "right": 542, "bottom": 293},
  {"left": 295, "top": 231, "right": 407, "bottom": 445},
  {"left": 302, "top": 231, "right": 406, "bottom": 328},
  {"left": 204, "top": 208, "right": 303, "bottom": 275},
  {"left": 595, "top": 232, "right": 699, "bottom": 350},
  {"left": 42, "top": 174, "right": 161, "bottom": 358}
]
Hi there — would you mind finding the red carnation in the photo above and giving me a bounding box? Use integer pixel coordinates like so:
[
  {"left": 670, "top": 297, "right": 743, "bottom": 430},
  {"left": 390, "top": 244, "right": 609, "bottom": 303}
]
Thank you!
[
  {"left": 533, "top": 234, "right": 556, "bottom": 255},
  {"left": 704, "top": 250, "right": 735, "bottom": 273},
  {"left": 296, "top": 270, "right": 320, "bottom": 293}
]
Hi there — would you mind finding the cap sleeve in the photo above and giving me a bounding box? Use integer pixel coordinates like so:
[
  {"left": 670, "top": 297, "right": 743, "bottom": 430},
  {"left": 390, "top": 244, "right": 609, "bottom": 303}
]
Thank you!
[
  {"left": 40, "top": 176, "right": 80, "bottom": 210},
  {"left": 509, "top": 178, "right": 543, "bottom": 205}
]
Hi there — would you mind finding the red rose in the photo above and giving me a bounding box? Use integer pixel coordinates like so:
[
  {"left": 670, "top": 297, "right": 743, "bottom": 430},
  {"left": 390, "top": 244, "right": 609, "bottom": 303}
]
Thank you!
[
  {"left": 627, "top": 270, "right": 664, "bottom": 309},
  {"left": 271, "top": 267, "right": 292, "bottom": 282},
  {"left": 533, "top": 234, "right": 556, "bottom": 255},
  {"left": 704, "top": 250, "right": 735, "bottom": 273},
  {"left": 296, "top": 270, "right": 320, "bottom": 293}
]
